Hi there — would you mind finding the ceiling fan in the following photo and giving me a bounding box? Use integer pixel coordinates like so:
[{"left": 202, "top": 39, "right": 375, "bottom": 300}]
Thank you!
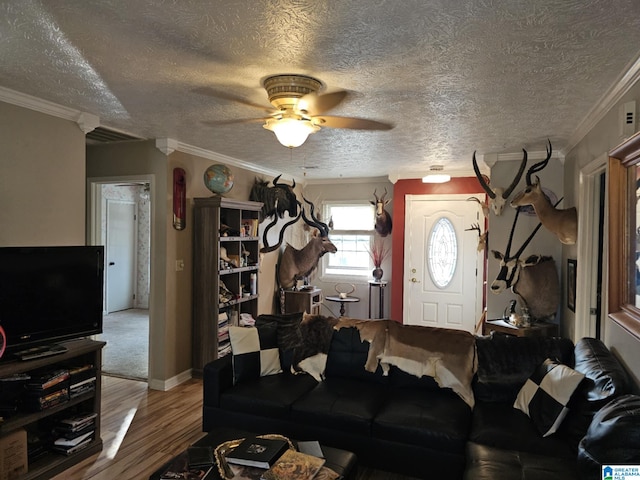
[{"left": 203, "top": 74, "right": 394, "bottom": 147}]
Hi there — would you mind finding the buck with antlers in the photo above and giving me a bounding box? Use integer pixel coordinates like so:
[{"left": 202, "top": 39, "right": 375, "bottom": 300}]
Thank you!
[
  {"left": 261, "top": 198, "right": 337, "bottom": 289},
  {"left": 371, "top": 188, "right": 393, "bottom": 237},
  {"left": 490, "top": 206, "right": 560, "bottom": 321},
  {"left": 465, "top": 223, "right": 488, "bottom": 252},
  {"left": 472, "top": 149, "right": 528, "bottom": 216},
  {"left": 510, "top": 141, "right": 578, "bottom": 245}
]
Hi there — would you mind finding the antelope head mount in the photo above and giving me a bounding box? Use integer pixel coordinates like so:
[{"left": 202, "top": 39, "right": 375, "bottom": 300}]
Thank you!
[
  {"left": 472, "top": 149, "right": 528, "bottom": 216},
  {"left": 510, "top": 141, "right": 578, "bottom": 245},
  {"left": 370, "top": 188, "right": 393, "bottom": 237}
]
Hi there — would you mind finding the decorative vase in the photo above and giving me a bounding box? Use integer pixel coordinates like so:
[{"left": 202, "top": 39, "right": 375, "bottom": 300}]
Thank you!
[{"left": 372, "top": 267, "right": 383, "bottom": 281}]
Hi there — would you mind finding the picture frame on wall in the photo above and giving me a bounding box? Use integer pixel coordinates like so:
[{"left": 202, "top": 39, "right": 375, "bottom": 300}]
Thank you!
[{"left": 567, "top": 259, "right": 577, "bottom": 312}]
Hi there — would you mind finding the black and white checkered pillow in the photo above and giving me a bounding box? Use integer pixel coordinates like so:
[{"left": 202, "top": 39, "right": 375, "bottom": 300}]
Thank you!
[
  {"left": 229, "top": 324, "right": 282, "bottom": 384},
  {"left": 514, "top": 358, "right": 585, "bottom": 437}
]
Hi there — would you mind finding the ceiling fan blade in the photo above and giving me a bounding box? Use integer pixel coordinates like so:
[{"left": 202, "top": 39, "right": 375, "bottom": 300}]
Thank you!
[
  {"left": 193, "top": 87, "right": 274, "bottom": 113},
  {"left": 202, "top": 117, "right": 266, "bottom": 127},
  {"left": 299, "top": 91, "right": 348, "bottom": 115},
  {"left": 316, "top": 116, "right": 394, "bottom": 131}
]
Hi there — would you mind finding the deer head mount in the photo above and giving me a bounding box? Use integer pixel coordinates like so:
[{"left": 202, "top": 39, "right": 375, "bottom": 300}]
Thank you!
[
  {"left": 276, "top": 198, "right": 337, "bottom": 289},
  {"left": 465, "top": 223, "right": 488, "bottom": 252},
  {"left": 370, "top": 188, "right": 393, "bottom": 237},
  {"left": 472, "top": 149, "right": 528, "bottom": 216},
  {"left": 510, "top": 142, "right": 578, "bottom": 245}
]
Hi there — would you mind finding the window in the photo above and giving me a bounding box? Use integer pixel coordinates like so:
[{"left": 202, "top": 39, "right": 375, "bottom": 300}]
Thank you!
[
  {"left": 609, "top": 132, "right": 640, "bottom": 340},
  {"left": 322, "top": 203, "right": 376, "bottom": 278}
]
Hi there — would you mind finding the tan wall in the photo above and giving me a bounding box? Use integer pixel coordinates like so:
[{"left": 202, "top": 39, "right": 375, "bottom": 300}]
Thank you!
[{"left": 0, "top": 102, "right": 86, "bottom": 245}]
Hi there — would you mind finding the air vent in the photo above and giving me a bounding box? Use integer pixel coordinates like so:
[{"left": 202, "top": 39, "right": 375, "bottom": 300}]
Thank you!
[
  {"left": 620, "top": 101, "right": 636, "bottom": 137},
  {"left": 86, "top": 126, "right": 143, "bottom": 144}
]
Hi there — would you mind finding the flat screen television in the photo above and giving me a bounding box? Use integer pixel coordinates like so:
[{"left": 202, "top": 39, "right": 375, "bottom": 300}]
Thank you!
[{"left": 0, "top": 246, "right": 104, "bottom": 357}]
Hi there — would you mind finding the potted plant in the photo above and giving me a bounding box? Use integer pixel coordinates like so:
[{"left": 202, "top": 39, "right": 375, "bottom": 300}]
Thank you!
[{"left": 366, "top": 236, "right": 389, "bottom": 280}]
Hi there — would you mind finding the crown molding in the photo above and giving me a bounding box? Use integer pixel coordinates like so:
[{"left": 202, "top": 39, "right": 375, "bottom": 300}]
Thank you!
[
  {"left": 155, "top": 138, "right": 298, "bottom": 183},
  {"left": 567, "top": 52, "right": 640, "bottom": 151},
  {"left": 0, "top": 85, "right": 99, "bottom": 133}
]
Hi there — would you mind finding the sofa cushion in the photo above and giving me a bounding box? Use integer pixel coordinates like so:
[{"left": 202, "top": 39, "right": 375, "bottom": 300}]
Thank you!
[
  {"left": 470, "top": 401, "right": 576, "bottom": 458},
  {"left": 474, "top": 334, "right": 575, "bottom": 403},
  {"left": 373, "top": 387, "right": 471, "bottom": 453},
  {"left": 464, "top": 441, "right": 579, "bottom": 480},
  {"left": 229, "top": 324, "right": 282, "bottom": 384},
  {"left": 514, "top": 358, "right": 585, "bottom": 437},
  {"left": 256, "top": 312, "right": 304, "bottom": 371},
  {"left": 325, "top": 327, "right": 387, "bottom": 383},
  {"left": 578, "top": 394, "right": 640, "bottom": 480},
  {"left": 291, "top": 377, "right": 388, "bottom": 435},
  {"left": 220, "top": 372, "right": 318, "bottom": 418},
  {"left": 559, "top": 337, "right": 632, "bottom": 444}
]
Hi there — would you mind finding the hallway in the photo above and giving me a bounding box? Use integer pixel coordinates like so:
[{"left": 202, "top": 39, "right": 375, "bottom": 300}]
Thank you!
[{"left": 98, "top": 308, "right": 149, "bottom": 380}]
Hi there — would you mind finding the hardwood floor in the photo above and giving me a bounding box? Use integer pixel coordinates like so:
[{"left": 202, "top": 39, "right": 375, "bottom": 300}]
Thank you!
[
  {"left": 51, "top": 375, "right": 420, "bottom": 480},
  {"left": 52, "top": 375, "right": 205, "bottom": 480}
]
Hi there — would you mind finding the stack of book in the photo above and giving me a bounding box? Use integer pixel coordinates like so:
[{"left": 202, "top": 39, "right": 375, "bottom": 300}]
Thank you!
[
  {"left": 218, "top": 312, "right": 231, "bottom": 357},
  {"left": 52, "top": 412, "right": 97, "bottom": 455},
  {"left": 68, "top": 364, "right": 96, "bottom": 398},
  {"left": 24, "top": 368, "right": 70, "bottom": 412}
]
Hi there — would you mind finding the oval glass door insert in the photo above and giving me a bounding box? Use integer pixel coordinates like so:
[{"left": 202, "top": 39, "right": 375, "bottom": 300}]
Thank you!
[{"left": 427, "top": 217, "right": 457, "bottom": 288}]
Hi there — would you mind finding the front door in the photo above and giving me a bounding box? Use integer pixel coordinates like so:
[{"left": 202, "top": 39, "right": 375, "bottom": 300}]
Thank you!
[{"left": 403, "top": 194, "right": 484, "bottom": 332}]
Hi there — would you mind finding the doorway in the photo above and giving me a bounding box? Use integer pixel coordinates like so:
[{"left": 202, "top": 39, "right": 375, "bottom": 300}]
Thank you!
[
  {"left": 89, "top": 180, "right": 151, "bottom": 381},
  {"left": 403, "top": 194, "right": 484, "bottom": 332},
  {"left": 576, "top": 156, "right": 608, "bottom": 340}
]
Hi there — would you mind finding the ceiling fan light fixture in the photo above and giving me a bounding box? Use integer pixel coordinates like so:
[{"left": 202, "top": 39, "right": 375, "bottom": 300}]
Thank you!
[{"left": 263, "top": 117, "right": 320, "bottom": 148}]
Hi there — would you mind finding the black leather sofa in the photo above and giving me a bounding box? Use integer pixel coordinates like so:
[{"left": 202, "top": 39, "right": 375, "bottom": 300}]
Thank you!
[{"left": 202, "top": 322, "right": 639, "bottom": 479}]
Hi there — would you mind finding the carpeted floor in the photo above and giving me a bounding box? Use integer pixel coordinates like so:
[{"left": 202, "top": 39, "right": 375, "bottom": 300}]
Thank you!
[{"left": 98, "top": 308, "right": 148, "bottom": 380}]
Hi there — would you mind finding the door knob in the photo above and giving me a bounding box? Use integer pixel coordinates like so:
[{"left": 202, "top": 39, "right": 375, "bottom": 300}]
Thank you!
[{"left": 410, "top": 277, "right": 420, "bottom": 283}]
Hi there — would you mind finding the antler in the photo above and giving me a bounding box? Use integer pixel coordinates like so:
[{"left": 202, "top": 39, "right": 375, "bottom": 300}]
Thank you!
[
  {"left": 472, "top": 152, "right": 496, "bottom": 200},
  {"left": 525, "top": 140, "right": 552, "bottom": 186},
  {"left": 260, "top": 201, "right": 302, "bottom": 253},
  {"left": 273, "top": 174, "right": 295, "bottom": 190},
  {"left": 503, "top": 149, "right": 528, "bottom": 198},
  {"left": 507, "top": 197, "right": 563, "bottom": 260},
  {"left": 302, "top": 197, "right": 329, "bottom": 236},
  {"left": 465, "top": 223, "right": 481, "bottom": 235}
]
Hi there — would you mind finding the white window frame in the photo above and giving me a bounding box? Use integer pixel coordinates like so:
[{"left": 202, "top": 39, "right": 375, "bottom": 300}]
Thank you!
[{"left": 320, "top": 201, "right": 377, "bottom": 282}]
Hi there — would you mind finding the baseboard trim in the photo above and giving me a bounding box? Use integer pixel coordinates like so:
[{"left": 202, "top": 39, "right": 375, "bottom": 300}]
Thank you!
[{"left": 148, "top": 369, "right": 193, "bottom": 391}]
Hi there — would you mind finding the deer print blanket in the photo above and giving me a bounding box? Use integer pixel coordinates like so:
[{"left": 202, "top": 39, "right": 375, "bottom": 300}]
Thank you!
[{"left": 335, "top": 318, "right": 477, "bottom": 408}]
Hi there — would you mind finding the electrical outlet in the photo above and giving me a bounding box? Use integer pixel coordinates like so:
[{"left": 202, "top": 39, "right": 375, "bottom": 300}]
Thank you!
[{"left": 176, "top": 259, "right": 184, "bottom": 271}]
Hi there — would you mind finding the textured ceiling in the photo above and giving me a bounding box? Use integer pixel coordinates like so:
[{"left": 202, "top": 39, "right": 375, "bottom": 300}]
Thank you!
[{"left": 2, "top": 0, "right": 640, "bottom": 180}]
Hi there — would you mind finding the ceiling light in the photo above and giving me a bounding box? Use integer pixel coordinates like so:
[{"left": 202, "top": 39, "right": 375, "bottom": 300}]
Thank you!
[
  {"left": 263, "top": 116, "right": 320, "bottom": 148},
  {"left": 422, "top": 174, "right": 451, "bottom": 183},
  {"left": 422, "top": 165, "right": 450, "bottom": 183}
]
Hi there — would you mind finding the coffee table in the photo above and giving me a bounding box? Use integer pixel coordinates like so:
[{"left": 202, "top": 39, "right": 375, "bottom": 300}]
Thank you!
[{"left": 149, "top": 427, "right": 358, "bottom": 480}]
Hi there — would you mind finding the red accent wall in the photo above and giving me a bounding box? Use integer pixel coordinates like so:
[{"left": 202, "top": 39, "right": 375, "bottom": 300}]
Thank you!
[{"left": 390, "top": 177, "right": 486, "bottom": 322}]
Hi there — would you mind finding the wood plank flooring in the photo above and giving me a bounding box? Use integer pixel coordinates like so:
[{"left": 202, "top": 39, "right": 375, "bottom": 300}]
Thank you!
[{"left": 51, "top": 375, "right": 420, "bottom": 480}]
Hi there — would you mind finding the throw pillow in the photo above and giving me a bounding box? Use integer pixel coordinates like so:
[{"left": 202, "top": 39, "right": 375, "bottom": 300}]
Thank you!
[
  {"left": 291, "top": 313, "right": 338, "bottom": 375},
  {"left": 514, "top": 358, "right": 585, "bottom": 437},
  {"left": 229, "top": 324, "right": 282, "bottom": 384}
]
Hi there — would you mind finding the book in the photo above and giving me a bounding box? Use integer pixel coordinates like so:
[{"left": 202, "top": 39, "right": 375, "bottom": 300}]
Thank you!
[
  {"left": 260, "top": 449, "right": 325, "bottom": 480},
  {"left": 226, "top": 436, "right": 289, "bottom": 469},
  {"left": 187, "top": 446, "right": 214, "bottom": 469}
]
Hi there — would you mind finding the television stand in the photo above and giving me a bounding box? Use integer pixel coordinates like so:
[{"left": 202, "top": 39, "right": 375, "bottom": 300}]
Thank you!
[{"left": 15, "top": 344, "right": 68, "bottom": 361}]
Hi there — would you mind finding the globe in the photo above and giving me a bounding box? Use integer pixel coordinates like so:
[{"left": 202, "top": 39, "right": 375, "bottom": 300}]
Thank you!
[{"left": 204, "top": 164, "right": 234, "bottom": 194}]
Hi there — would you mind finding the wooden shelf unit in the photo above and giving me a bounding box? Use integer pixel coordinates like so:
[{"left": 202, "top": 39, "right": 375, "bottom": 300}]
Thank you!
[
  {"left": 0, "top": 338, "right": 105, "bottom": 480},
  {"left": 192, "top": 196, "right": 263, "bottom": 375}
]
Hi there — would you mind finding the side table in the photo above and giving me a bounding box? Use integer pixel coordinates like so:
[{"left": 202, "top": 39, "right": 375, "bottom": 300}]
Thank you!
[
  {"left": 326, "top": 295, "right": 360, "bottom": 316},
  {"left": 483, "top": 319, "right": 558, "bottom": 337},
  {"left": 368, "top": 280, "right": 388, "bottom": 318}
]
